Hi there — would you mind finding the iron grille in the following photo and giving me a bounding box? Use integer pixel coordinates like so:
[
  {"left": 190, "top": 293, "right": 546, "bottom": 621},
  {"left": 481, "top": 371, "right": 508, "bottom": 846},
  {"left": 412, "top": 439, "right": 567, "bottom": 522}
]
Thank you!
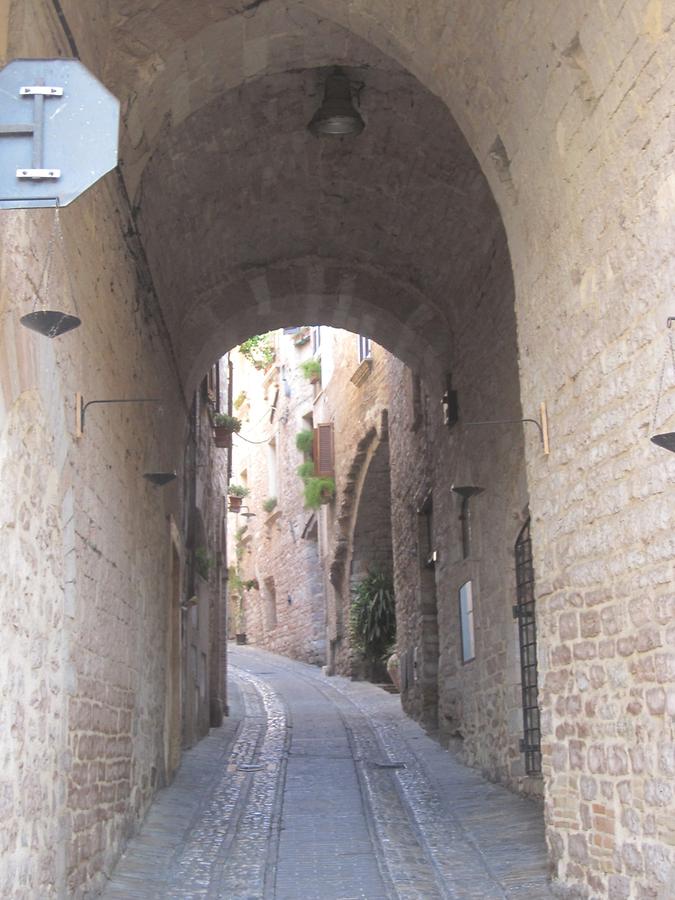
[{"left": 514, "top": 518, "right": 541, "bottom": 775}]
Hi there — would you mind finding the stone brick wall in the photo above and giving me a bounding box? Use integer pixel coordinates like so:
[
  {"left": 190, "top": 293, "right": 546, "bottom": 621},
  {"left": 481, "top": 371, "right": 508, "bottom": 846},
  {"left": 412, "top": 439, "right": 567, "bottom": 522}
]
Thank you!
[
  {"left": 315, "top": 333, "right": 395, "bottom": 678},
  {"left": 0, "top": 6, "right": 224, "bottom": 895},
  {"left": 385, "top": 226, "right": 536, "bottom": 797}
]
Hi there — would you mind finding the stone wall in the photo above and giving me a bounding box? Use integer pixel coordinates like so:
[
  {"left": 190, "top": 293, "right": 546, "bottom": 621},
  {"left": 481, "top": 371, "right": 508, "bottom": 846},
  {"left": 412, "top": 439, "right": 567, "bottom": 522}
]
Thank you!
[
  {"left": 385, "top": 226, "right": 536, "bottom": 796},
  {"left": 0, "top": 6, "right": 224, "bottom": 896}
]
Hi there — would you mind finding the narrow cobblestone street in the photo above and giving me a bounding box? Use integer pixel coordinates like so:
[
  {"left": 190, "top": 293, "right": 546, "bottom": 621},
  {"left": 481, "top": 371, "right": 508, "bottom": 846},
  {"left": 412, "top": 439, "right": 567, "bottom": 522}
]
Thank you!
[{"left": 102, "top": 646, "right": 552, "bottom": 899}]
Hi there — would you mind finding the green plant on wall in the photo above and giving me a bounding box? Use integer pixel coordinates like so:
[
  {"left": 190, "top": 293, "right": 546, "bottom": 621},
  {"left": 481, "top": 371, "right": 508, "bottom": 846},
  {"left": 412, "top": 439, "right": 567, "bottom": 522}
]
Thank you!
[
  {"left": 296, "top": 429, "right": 314, "bottom": 455},
  {"left": 263, "top": 497, "right": 278, "bottom": 514},
  {"left": 195, "top": 547, "right": 213, "bottom": 580},
  {"left": 299, "top": 358, "right": 321, "bottom": 382},
  {"left": 233, "top": 391, "right": 247, "bottom": 410},
  {"left": 227, "top": 483, "right": 250, "bottom": 498},
  {"left": 239, "top": 333, "right": 275, "bottom": 370},
  {"left": 296, "top": 461, "right": 315, "bottom": 480},
  {"left": 350, "top": 570, "right": 396, "bottom": 662},
  {"left": 303, "top": 476, "right": 335, "bottom": 509},
  {"left": 227, "top": 566, "right": 246, "bottom": 631},
  {"left": 213, "top": 412, "right": 242, "bottom": 432}
]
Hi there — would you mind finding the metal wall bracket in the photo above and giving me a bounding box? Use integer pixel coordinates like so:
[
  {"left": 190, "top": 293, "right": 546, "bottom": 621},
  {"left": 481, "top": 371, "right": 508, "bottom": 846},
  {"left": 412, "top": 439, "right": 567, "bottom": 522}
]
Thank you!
[
  {"left": 75, "top": 392, "right": 161, "bottom": 437},
  {"left": 0, "top": 79, "right": 63, "bottom": 182},
  {"left": 465, "top": 402, "right": 550, "bottom": 455},
  {"left": 20, "top": 85, "right": 63, "bottom": 96}
]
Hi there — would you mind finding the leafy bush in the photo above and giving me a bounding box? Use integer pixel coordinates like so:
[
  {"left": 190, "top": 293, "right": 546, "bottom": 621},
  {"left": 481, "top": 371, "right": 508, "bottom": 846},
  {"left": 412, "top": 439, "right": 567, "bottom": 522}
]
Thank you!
[
  {"left": 195, "top": 547, "right": 212, "bottom": 580},
  {"left": 239, "top": 334, "right": 275, "bottom": 370},
  {"left": 350, "top": 570, "right": 396, "bottom": 661},
  {"left": 214, "top": 412, "right": 242, "bottom": 432},
  {"left": 303, "top": 476, "right": 335, "bottom": 509},
  {"left": 300, "top": 358, "right": 321, "bottom": 382},
  {"left": 296, "top": 429, "right": 314, "bottom": 455},
  {"left": 228, "top": 483, "right": 250, "bottom": 498},
  {"left": 263, "top": 497, "right": 278, "bottom": 513},
  {"left": 296, "top": 461, "right": 315, "bottom": 480}
]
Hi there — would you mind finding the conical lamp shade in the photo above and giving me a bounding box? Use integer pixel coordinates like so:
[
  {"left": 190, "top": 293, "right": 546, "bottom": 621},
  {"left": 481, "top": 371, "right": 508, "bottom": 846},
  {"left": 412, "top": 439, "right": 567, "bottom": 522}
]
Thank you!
[
  {"left": 20, "top": 310, "right": 81, "bottom": 337},
  {"left": 650, "top": 432, "right": 675, "bottom": 453}
]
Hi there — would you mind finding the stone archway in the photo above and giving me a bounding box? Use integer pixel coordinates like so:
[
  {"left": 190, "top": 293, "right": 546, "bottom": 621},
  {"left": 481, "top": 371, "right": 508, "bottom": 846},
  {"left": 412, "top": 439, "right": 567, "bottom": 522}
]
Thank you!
[{"left": 1, "top": 2, "right": 673, "bottom": 897}]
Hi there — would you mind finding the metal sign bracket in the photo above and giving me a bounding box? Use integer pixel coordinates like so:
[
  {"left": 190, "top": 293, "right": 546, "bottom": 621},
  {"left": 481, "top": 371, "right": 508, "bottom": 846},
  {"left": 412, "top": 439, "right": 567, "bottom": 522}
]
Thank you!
[{"left": 0, "top": 80, "right": 63, "bottom": 180}]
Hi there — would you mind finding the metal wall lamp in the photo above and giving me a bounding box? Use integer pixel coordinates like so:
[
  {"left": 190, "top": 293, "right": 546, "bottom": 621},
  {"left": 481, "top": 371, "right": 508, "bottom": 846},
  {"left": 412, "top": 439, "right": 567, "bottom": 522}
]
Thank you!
[
  {"left": 465, "top": 402, "right": 550, "bottom": 455},
  {"left": 308, "top": 69, "right": 365, "bottom": 137},
  {"left": 75, "top": 392, "right": 161, "bottom": 436},
  {"left": 143, "top": 472, "right": 176, "bottom": 486}
]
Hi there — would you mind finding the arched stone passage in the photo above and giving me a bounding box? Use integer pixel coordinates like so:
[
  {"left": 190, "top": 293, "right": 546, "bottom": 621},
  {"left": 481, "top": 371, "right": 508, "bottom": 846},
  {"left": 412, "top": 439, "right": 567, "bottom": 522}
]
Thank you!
[
  {"left": 130, "top": 62, "right": 507, "bottom": 397},
  {"left": 1, "top": 2, "right": 672, "bottom": 898}
]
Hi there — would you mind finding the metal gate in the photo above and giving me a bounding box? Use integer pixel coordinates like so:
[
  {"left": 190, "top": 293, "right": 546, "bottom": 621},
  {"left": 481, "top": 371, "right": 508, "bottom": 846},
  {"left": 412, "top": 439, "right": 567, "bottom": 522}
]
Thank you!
[{"left": 513, "top": 518, "right": 541, "bottom": 775}]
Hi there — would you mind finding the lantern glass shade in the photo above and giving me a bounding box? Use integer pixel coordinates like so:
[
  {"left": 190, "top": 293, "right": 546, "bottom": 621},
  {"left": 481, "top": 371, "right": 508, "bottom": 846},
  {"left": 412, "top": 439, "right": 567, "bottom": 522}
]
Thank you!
[{"left": 308, "top": 72, "right": 364, "bottom": 137}]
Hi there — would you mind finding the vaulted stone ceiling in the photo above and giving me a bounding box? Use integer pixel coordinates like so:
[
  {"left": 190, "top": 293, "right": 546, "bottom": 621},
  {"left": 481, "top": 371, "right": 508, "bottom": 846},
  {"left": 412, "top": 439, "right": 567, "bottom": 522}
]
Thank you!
[{"left": 77, "top": 1, "right": 512, "bottom": 393}]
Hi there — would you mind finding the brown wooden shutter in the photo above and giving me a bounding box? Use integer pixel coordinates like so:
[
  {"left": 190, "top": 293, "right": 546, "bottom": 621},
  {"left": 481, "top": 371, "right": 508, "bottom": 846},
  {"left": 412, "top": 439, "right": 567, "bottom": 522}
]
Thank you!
[{"left": 313, "top": 423, "right": 334, "bottom": 477}]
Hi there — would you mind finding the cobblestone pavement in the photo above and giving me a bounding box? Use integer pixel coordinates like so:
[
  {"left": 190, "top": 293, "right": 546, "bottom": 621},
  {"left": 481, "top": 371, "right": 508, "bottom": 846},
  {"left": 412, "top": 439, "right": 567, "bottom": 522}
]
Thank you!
[{"left": 102, "top": 645, "right": 553, "bottom": 899}]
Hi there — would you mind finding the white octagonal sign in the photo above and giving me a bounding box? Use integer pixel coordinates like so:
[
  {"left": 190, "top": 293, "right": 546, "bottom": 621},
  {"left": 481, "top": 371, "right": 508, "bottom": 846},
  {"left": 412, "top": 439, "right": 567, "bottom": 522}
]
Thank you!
[{"left": 0, "top": 58, "right": 120, "bottom": 208}]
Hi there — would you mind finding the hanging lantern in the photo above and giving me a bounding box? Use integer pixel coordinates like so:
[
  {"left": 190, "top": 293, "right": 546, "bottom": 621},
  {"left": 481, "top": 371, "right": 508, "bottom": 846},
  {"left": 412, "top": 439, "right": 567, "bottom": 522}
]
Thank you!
[
  {"left": 650, "top": 318, "right": 675, "bottom": 453},
  {"left": 20, "top": 205, "right": 81, "bottom": 337}
]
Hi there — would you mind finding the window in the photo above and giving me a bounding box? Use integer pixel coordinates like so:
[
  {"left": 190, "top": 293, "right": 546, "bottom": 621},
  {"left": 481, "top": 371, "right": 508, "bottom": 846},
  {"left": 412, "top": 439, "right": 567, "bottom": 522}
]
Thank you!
[
  {"left": 358, "top": 334, "right": 372, "bottom": 362},
  {"left": 262, "top": 576, "right": 277, "bottom": 631},
  {"left": 514, "top": 519, "right": 541, "bottom": 774},
  {"left": 458, "top": 580, "right": 475, "bottom": 663},
  {"left": 267, "top": 437, "right": 278, "bottom": 497},
  {"left": 312, "top": 325, "right": 322, "bottom": 354},
  {"left": 313, "top": 423, "right": 334, "bottom": 477}
]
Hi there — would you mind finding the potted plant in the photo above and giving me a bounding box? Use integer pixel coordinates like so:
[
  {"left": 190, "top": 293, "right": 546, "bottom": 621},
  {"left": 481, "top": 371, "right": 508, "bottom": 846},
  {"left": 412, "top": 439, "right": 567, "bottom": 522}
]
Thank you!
[
  {"left": 299, "top": 358, "right": 321, "bottom": 385},
  {"left": 296, "top": 461, "right": 315, "bottom": 480},
  {"left": 293, "top": 327, "right": 311, "bottom": 347},
  {"left": 350, "top": 570, "right": 396, "bottom": 682},
  {"left": 262, "top": 497, "right": 277, "bottom": 514},
  {"left": 227, "top": 483, "right": 250, "bottom": 512},
  {"left": 239, "top": 333, "right": 275, "bottom": 370},
  {"left": 296, "top": 429, "right": 314, "bottom": 455},
  {"left": 303, "top": 475, "right": 335, "bottom": 509},
  {"left": 213, "top": 413, "right": 242, "bottom": 449}
]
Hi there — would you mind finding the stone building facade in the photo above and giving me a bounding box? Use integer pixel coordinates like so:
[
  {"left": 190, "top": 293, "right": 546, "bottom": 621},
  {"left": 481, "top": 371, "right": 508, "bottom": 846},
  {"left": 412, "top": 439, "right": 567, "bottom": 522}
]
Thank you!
[
  {"left": 0, "top": 1, "right": 673, "bottom": 898},
  {"left": 226, "top": 332, "right": 325, "bottom": 664}
]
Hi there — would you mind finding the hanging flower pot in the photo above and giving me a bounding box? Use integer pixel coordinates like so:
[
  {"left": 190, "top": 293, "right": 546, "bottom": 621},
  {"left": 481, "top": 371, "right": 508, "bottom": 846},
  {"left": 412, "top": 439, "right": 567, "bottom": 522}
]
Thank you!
[
  {"left": 227, "top": 483, "right": 249, "bottom": 512},
  {"left": 299, "top": 358, "right": 321, "bottom": 385},
  {"left": 213, "top": 413, "right": 242, "bottom": 448},
  {"left": 293, "top": 328, "right": 311, "bottom": 347},
  {"left": 214, "top": 427, "right": 232, "bottom": 449}
]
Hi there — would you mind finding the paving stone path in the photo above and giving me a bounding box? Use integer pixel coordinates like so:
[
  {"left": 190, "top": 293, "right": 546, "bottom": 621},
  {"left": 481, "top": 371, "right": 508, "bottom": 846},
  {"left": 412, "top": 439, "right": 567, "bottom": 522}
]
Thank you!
[{"left": 102, "top": 645, "right": 553, "bottom": 899}]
